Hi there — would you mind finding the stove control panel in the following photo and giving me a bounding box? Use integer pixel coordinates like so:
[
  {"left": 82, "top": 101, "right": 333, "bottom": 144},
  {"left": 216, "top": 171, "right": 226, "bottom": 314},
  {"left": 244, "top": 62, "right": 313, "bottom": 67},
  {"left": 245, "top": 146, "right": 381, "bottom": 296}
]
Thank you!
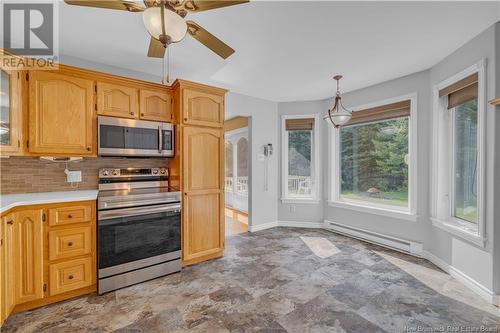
[{"left": 99, "top": 168, "right": 168, "bottom": 178}]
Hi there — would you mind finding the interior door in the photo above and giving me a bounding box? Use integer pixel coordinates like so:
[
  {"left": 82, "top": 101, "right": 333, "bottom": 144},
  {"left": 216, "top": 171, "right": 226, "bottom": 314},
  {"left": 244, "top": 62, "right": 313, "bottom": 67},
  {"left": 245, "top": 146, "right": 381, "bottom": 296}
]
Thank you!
[
  {"left": 14, "top": 209, "right": 44, "bottom": 304},
  {"left": 29, "top": 71, "right": 95, "bottom": 155},
  {"left": 139, "top": 89, "right": 172, "bottom": 122},
  {"left": 97, "top": 82, "right": 139, "bottom": 119},
  {"left": 182, "top": 126, "right": 224, "bottom": 264}
]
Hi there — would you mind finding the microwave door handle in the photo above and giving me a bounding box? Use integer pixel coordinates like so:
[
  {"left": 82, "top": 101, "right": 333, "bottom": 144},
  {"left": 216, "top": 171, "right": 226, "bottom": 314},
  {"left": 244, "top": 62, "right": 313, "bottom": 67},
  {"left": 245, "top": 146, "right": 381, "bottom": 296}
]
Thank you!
[{"left": 158, "top": 126, "right": 162, "bottom": 154}]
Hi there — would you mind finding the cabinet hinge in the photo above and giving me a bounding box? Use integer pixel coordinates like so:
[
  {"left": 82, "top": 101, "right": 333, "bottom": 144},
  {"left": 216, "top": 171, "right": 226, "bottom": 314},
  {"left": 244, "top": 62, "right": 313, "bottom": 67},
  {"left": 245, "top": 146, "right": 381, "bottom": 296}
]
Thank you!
[
  {"left": 26, "top": 140, "right": 29, "bottom": 148},
  {"left": 43, "top": 284, "right": 47, "bottom": 292},
  {"left": 17, "top": 139, "right": 20, "bottom": 148},
  {"left": 25, "top": 73, "right": 29, "bottom": 81},
  {"left": 94, "top": 103, "right": 97, "bottom": 111},
  {"left": 42, "top": 213, "right": 46, "bottom": 222},
  {"left": 95, "top": 85, "right": 97, "bottom": 93}
]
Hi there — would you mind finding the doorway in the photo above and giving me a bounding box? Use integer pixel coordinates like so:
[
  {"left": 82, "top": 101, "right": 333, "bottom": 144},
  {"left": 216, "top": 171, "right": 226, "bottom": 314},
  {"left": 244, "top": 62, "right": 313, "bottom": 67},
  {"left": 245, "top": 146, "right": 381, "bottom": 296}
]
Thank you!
[{"left": 225, "top": 117, "right": 249, "bottom": 236}]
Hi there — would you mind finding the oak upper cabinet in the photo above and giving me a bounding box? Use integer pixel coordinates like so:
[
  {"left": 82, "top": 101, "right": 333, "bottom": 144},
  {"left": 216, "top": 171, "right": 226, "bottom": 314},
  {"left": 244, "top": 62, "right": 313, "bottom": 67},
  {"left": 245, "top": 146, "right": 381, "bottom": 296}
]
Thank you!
[
  {"left": 0, "top": 69, "right": 23, "bottom": 156},
  {"left": 97, "top": 82, "right": 139, "bottom": 119},
  {"left": 182, "top": 88, "right": 224, "bottom": 128},
  {"left": 13, "top": 209, "right": 44, "bottom": 305},
  {"left": 139, "top": 88, "right": 172, "bottom": 122},
  {"left": 182, "top": 126, "right": 224, "bottom": 264},
  {"left": 29, "top": 71, "right": 95, "bottom": 156}
]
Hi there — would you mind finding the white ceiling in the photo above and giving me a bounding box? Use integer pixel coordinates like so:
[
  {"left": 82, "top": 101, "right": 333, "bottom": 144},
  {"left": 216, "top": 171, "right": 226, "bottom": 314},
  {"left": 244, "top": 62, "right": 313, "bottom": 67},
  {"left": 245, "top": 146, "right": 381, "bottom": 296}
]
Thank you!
[{"left": 58, "top": 1, "right": 499, "bottom": 102}]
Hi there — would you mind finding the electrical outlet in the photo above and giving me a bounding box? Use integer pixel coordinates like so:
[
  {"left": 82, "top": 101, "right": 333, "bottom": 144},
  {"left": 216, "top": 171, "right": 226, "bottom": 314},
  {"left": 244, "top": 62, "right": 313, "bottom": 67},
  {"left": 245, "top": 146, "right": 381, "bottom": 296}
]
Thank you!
[{"left": 66, "top": 170, "right": 82, "bottom": 183}]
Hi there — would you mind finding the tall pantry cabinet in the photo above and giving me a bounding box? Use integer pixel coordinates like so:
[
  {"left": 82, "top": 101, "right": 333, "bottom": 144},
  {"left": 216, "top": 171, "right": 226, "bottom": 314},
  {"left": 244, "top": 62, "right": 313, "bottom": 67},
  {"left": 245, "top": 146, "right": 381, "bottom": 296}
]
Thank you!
[{"left": 172, "top": 80, "right": 226, "bottom": 266}]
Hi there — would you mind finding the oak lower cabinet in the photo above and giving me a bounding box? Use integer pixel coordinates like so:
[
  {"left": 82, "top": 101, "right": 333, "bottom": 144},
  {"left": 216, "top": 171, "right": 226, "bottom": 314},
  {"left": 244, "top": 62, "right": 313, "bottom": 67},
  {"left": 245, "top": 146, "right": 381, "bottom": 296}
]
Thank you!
[
  {"left": 181, "top": 125, "right": 225, "bottom": 265},
  {"left": 0, "top": 201, "right": 96, "bottom": 327},
  {"left": 28, "top": 71, "right": 95, "bottom": 156}
]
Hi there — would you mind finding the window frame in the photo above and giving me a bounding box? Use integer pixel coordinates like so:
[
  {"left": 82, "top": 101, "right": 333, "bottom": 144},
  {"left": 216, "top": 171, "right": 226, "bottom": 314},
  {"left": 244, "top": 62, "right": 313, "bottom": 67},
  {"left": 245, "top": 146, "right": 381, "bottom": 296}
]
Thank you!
[
  {"left": 431, "top": 60, "right": 486, "bottom": 247},
  {"left": 327, "top": 93, "right": 418, "bottom": 221},
  {"left": 281, "top": 114, "right": 320, "bottom": 203}
]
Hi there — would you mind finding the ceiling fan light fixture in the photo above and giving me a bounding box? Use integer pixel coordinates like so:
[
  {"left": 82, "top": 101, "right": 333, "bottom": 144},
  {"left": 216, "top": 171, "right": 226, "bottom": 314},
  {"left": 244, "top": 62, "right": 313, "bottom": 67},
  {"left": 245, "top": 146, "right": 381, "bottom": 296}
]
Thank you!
[{"left": 143, "top": 7, "right": 187, "bottom": 43}]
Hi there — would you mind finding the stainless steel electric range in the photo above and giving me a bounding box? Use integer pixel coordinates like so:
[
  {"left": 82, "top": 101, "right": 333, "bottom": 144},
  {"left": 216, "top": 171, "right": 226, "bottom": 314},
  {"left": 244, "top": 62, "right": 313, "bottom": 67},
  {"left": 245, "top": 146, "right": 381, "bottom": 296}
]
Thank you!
[{"left": 97, "top": 167, "right": 181, "bottom": 295}]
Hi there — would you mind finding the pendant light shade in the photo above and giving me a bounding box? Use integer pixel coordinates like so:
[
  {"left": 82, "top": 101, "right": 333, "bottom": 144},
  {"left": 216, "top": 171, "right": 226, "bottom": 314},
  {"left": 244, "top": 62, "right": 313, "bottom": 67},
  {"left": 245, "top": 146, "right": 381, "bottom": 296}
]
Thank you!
[
  {"left": 143, "top": 7, "right": 187, "bottom": 43},
  {"left": 327, "top": 75, "right": 353, "bottom": 128}
]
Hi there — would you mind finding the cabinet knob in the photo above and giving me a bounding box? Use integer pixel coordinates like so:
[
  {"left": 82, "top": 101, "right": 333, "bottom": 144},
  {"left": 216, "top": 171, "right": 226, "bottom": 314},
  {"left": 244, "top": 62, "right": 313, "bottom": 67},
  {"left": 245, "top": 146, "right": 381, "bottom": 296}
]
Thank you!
[
  {"left": 184, "top": 118, "right": 188, "bottom": 121},
  {"left": 86, "top": 147, "right": 91, "bottom": 151},
  {"left": 68, "top": 242, "right": 73, "bottom": 246},
  {"left": 6, "top": 220, "right": 13, "bottom": 225},
  {"left": 68, "top": 275, "right": 74, "bottom": 280},
  {"left": 141, "top": 113, "right": 144, "bottom": 117},
  {"left": 130, "top": 112, "right": 134, "bottom": 115},
  {"left": 68, "top": 214, "right": 73, "bottom": 218}
]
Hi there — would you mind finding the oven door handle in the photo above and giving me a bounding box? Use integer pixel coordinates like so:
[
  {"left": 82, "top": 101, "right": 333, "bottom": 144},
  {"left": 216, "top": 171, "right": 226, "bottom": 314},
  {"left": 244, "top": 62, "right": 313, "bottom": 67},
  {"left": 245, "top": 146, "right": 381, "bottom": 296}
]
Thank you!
[{"left": 98, "top": 203, "right": 181, "bottom": 221}]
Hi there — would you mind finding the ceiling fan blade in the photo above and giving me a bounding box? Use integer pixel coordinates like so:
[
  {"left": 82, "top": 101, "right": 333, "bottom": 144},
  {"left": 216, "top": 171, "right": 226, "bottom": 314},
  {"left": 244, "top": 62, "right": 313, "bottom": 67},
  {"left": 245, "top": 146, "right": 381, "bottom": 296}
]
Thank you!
[
  {"left": 64, "top": 0, "right": 145, "bottom": 12},
  {"left": 180, "top": 0, "right": 248, "bottom": 12},
  {"left": 186, "top": 21, "right": 234, "bottom": 59},
  {"left": 147, "top": 37, "right": 166, "bottom": 58}
]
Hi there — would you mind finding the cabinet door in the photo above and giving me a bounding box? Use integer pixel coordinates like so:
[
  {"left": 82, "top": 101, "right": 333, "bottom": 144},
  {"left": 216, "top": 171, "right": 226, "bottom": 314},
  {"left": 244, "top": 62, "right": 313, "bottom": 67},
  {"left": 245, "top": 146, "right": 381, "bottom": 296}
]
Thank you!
[
  {"left": 182, "top": 126, "right": 224, "bottom": 264},
  {"left": 29, "top": 71, "right": 95, "bottom": 155},
  {"left": 13, "top": 210, "right": 44, "bottom": 305},
  {"left": 97, "top": 82, "right": 138, "bottom": 119},
  {"left": 139, "top": 89, "right": 172, "bottom": 122},
  {"left": 3, "top": 214, "right": 16, "bottom": 317},
  {"left": 0, "top": 70, "right": 22, "bottom": 156},
  {"left": 182, "top": 89, "right": 224, "bottom": 128}
]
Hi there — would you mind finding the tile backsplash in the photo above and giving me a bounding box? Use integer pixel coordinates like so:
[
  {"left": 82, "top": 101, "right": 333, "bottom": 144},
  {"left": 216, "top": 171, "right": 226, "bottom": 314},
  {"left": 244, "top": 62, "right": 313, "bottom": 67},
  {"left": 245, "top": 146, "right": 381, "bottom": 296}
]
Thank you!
[{"left": 0, "top": 157, "right": 168, "bottom": 194}]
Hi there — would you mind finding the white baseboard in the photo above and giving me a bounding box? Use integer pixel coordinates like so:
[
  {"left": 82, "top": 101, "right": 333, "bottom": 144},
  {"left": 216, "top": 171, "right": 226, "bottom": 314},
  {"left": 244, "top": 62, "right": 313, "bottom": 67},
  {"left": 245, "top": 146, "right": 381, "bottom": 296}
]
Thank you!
[
  {"left": 323, "top": 219, "right": 423, "bottom": 256},
  {"left": 277, "top": 220, "right": 324, "bottom": 228},
  {"left": 248, "top": 219, "right": 500, "bottom": 307},
  {"left": 249, "top": 221, "right": 278, "bottom": 232},
  {"left": 423, "top": 250, "right": 499, "bottom": 306}
]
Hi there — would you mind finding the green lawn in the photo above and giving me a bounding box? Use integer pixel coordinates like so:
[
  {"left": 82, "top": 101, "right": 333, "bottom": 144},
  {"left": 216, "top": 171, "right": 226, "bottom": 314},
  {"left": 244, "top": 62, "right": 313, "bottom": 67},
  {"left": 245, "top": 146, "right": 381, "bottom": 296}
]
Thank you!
[
  {"left": 454, "top": 207, "right": 478, "bottom": 223},
  {"left": 340, "top": 191, "right": 408, "bottom": 207}
]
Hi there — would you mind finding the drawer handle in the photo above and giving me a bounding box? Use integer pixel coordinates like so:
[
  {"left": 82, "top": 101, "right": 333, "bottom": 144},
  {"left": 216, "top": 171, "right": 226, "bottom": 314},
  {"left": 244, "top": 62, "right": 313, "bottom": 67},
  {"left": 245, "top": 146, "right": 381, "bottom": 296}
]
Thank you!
[
  {"left": 67, "top": 214, "right": 73, "bottom": 218},
  {"left": 68, "top": 275, "right": 74, "bottom": 280},
  {"left": 6, "top": 220, "right": 13, "bottom": 225},
  {"left": 68, "top": 242, "right": 73, "bottom": 247}
]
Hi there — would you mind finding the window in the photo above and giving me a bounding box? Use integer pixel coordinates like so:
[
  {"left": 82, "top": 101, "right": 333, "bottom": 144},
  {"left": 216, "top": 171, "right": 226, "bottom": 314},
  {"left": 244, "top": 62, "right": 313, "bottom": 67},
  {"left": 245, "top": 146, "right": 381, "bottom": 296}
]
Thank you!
[
  {"left": 329, "top": 96, "right": 417, "bottom": 219},
  {"left": 452, "top": 99, "right": 478, "bottom": 224},
  {"left": 340, "top": 117, "right": 409, "bottom": 208},
  {"left": 282, "top": 115, "right": 319, "bottom": 201},
  {"left": 432, "top": 62, "right": 485, "bottom": 244},
  {"left": 225, "top": 141, "right": 233, "bottom": 193}
]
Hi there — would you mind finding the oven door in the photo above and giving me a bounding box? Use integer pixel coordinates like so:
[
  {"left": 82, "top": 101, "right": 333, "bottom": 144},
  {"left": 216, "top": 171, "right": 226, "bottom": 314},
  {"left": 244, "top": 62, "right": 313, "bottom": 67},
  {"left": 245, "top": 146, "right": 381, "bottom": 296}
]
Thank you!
[
  {"left": 97, "top": 203, "right": 181, "bottom": 277},
  {"left": 98, "top": 116, "right": 174, "bottom": 157}
]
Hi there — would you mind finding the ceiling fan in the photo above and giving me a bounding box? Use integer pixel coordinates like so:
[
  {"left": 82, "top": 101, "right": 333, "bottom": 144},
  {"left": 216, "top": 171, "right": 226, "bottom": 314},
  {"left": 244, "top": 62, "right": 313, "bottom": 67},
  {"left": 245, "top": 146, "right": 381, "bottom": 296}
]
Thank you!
[{"left": 64, "top": 0, "right": 248, "bottom": 59}]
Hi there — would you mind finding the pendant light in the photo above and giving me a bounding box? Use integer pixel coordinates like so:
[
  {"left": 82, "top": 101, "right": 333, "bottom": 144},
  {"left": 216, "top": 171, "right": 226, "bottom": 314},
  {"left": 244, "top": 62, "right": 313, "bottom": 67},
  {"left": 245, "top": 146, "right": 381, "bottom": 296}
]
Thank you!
[{"left": 327, "top": 75, "right": 353, "bottom": 128}]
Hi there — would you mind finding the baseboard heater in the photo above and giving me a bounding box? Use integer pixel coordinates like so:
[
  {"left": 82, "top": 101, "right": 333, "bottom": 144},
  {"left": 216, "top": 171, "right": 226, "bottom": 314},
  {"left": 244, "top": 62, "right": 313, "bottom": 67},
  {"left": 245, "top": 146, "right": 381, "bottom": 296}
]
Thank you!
[{"left": 323, "top": 220, "right": 423, "bottom": 256}]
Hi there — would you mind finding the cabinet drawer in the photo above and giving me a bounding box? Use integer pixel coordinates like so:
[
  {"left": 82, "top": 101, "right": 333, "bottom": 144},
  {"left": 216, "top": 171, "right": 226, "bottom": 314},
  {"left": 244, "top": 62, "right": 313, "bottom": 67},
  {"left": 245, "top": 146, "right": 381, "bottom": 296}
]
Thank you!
[
  {"left": 49, "top": 226, "right": 92, "bottom": 261},
  {"left": 48, "top": 204, "right": 92, "bottom": 226},
  {"left": 49, "top": 257, "right": 93, "bottom": 296}
]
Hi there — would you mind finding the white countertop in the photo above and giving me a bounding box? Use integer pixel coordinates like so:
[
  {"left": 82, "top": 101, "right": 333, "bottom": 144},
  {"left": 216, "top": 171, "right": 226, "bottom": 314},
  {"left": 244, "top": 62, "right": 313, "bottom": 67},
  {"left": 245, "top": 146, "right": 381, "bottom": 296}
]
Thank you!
[{"left": 0, "top": 190, "right": 98, "bottom": 214}]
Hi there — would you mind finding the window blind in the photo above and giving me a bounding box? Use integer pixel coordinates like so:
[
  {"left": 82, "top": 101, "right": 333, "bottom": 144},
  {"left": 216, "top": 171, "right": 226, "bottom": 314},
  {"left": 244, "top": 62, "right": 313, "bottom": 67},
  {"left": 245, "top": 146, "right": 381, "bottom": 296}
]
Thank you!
[
  {"left": 285, "top": 118, "right": 314, "bottom": 131},
  {"left": 438, "top": 73, "right": 478, "bottom": 109},
  {"left": 345, "top": 100, "right": 411, "bottom": 127}
]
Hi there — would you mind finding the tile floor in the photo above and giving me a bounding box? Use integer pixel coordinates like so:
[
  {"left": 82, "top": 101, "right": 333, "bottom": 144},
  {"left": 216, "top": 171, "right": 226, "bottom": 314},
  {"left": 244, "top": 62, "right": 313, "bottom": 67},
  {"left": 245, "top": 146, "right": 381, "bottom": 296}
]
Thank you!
[{"left": 3, "top": 227, "right": 499, "bottom": 332}]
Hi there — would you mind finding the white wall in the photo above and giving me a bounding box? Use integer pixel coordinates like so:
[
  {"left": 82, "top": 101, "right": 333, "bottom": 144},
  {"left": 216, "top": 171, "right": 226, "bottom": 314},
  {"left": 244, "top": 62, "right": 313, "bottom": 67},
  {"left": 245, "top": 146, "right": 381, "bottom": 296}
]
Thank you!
[
  {"left": 429, "top": 23, "right": 497, "bottom": 293},
  {"left": 225, "top": 92, "right": 279, "bottom": 228},
  {"left": 494, "top": 22, "right": 500, "bottom": 295},
  {"left": 322, "top": 70, "right": 431, "bottom": 246},
  {"left": 277, "top": 101, "right": 325, "bottom": 224}
]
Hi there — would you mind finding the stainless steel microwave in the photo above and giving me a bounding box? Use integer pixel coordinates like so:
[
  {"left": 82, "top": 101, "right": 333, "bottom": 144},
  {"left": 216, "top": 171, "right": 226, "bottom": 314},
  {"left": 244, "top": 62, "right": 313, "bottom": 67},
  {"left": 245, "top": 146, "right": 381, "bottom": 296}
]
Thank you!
[{"left": 98, "top": 116, "right": 174, "bottom": 157}]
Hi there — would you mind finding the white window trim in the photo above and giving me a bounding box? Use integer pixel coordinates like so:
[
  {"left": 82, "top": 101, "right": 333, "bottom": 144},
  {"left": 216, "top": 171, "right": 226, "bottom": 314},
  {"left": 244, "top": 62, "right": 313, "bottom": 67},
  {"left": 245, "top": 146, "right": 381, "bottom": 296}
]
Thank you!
[
  {"left": 327, "top": 93, "right": 418, "bottom": 222},
  {"left": 430, "top": 59, "right": 486, "bottom": 247},
  {"left": 281, "top": 113, "right": 320, "bottom": 203}
]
